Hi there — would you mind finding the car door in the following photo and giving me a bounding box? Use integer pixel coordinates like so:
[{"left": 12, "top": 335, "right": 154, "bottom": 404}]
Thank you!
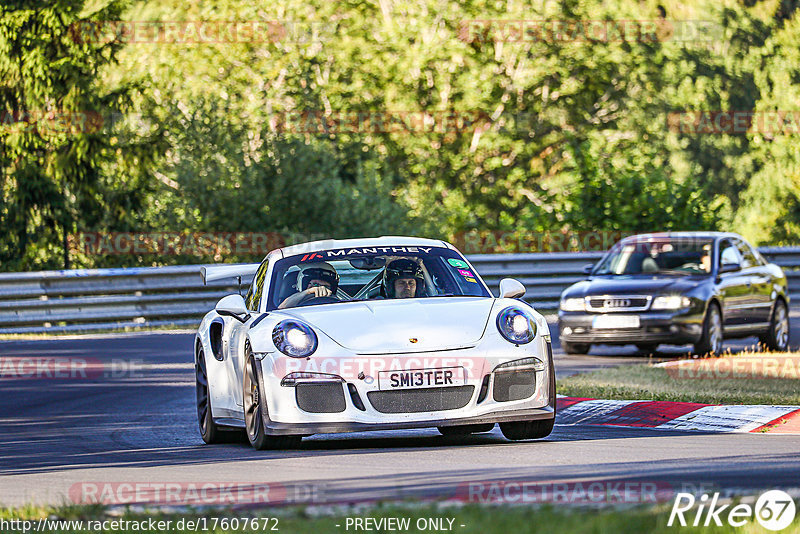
[
  {"left": 716, "top": 239, "right": 751, "bottom": 331},
  {"left": 736, "top": 239, "right": 772, "bottom": 326}
]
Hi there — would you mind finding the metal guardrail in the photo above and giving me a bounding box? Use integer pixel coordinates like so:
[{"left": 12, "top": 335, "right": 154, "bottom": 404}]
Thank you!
[{"left": 0, "top": 248, "right": 798, "bottom": 334}]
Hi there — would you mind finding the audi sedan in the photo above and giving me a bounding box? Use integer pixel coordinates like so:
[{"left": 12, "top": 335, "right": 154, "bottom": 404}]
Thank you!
[{"left": 558, "top": 232, "right": 790, "bottom": 355}]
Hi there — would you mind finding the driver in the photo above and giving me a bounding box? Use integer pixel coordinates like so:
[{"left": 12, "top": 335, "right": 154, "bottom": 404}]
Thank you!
[
  {"left": 278, "top": 262, "right": 339, "bottom": 309},
  {"left": 381, "top": 258, "right": 425, "bottom": 299}
]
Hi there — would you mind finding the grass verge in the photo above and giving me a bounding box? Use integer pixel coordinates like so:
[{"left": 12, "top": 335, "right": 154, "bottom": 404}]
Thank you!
[
  {"left": 2, "top": 502, "right": 799, "bottom": 534},
  {"left": 558, "top": 352, "right": 800, "bottom": 404}
]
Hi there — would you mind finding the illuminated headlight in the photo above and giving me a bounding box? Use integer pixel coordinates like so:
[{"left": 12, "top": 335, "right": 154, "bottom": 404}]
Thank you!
[
  {"left": 651, "top": 295, "right": 691, "bottom": 310},
  {"left": 272, "top": 320, "right": 318, "bottom": 357},
  {"left": 494, "top": 357, "right": 546, "bottom": 372},
  {"left": 560, "top": 297, "right": 586, "bottom": 312},
  {"left": 496, "top": 307, "right": 537, "bottom": 344}
]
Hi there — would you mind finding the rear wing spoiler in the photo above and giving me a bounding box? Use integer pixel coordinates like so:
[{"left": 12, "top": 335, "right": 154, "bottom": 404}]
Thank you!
[{"left": 201, "top": 263, "right": 260, "bottom": 285}]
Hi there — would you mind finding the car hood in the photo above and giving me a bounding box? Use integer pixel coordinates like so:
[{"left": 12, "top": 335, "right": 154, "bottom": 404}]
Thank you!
[
  {"left": 563, "top": 275, "right": 706, "bottom": 298},
  {"left": 277, "top": 297, "right": 495, "bottom": 354}
]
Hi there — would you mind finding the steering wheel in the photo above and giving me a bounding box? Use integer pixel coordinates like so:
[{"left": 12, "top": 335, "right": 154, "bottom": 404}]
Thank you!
[{"left": 297, "top": 295, "right": 340, "bottom": 307}]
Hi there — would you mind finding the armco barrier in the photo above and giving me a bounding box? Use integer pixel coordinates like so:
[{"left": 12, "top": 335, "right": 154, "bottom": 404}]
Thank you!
[{"left": 0, "top": 248, "right": 797, "bottom": 334}]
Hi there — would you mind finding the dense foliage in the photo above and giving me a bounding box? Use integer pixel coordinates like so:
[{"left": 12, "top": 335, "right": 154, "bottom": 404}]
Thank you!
[{"left": 1, "top": 0, "right": 798, "bottom": 269}]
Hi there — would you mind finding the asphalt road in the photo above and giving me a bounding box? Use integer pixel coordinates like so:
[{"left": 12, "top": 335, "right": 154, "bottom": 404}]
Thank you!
[{"left": 1, "top": 320, "right": 799, "bottom": 508}]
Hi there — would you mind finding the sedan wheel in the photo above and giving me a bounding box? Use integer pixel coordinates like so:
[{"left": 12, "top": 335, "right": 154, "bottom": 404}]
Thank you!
[
  {"left": 694, "top": 303, "right": 723, "bottom": 356},
  {"left": 760, "top": 300, "right": 790, "bottom": 352}
]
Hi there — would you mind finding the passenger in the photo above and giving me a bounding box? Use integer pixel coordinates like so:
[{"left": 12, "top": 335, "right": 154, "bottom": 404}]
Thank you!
[{"left": 381, "top": 259, "right": 425, "bottom": 299}]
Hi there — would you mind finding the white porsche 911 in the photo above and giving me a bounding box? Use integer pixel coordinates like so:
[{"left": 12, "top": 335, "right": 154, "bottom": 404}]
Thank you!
[{"left": 195, "top": 236, "right": 556, "bottom": 449}]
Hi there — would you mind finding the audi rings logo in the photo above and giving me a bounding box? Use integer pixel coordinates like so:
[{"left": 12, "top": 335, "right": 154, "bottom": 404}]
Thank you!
[{"left": 604, "top": 298, "right": 631, "bottom": 308}]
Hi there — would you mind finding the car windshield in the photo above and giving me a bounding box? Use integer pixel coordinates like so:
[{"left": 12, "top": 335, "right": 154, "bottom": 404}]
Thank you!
[
  {"left": 593, "top": 239, "right": 714, "bottom": 276},
  {"left": 266, "top": 246, "right": 491, "bottom": 310}
]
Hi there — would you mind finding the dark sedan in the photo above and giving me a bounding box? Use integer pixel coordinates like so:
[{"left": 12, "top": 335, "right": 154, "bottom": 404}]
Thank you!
[{"left": 558, "top": 232, "right": 790, "bottom": 355}]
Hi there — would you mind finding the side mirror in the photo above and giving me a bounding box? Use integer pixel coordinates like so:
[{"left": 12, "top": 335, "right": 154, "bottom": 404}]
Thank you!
[
  {"left": 498, "top": 278, "right": 526, "bottom": 299},
  {"left": 719, "top": 262, "right": 741, "bottom": 274},
  {"left": 582, "top": 263, "right": 594, "bottom": 275},
  {"left": 215, "top": 294, "right": 250, "bottom": 322}
]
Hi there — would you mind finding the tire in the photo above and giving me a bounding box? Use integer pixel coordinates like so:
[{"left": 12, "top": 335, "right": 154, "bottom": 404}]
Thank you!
[
  {"left": 760, "top": 299, "right": 790, "bottom": 352},
  {"left": 243, "top": 349, "right": 301, "bottom": 450},
  {"left": 500, "top": 418, "right": 555, "bottom": 440},
  {"left": 196, "top": 349, "right": 239, "bottom": 444},
  {"left": 561, "top": 341, "right": 590, "bottom": 355},
  {"left": 636, "top": 343, "right": 659, "bottom": 354},
  {"left": 499, "top": 351, "right": 556, "bottom": 441},
  {"left": 437, "top": 424, "right": 494, "bottom": 436},
  {"left": 694, "top": 302, "right": 723, "bottom": 356}
]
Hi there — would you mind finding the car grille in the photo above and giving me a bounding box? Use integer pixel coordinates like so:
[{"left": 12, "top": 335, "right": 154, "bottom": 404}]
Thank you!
[
  {"left": 367, "top": 386, "right": 475, "bottom": 414},
  {"left": 295, "top": 383, "right": 347, "bottom": 413},
  {"left": 586, "top": 295, "right": 651, "bottom": 312},
  {"left": 493, "top": 369, "right": 536, "bottom": 402}
]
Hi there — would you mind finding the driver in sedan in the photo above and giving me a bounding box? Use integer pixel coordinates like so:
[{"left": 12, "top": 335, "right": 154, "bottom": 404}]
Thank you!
[{"left": 278, "top": 262, "right": 339, "bottom": 309}]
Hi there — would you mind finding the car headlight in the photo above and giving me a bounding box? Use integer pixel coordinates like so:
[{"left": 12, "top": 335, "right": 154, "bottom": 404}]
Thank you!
[
  {"left": 272, "top": 320, "right": 318, "bottom": 357},
  {"left": 560, "top": 297, "right": 586, "bottom": 312},
  {"left": 651, "top": 295, "right": 691, "bottom": 310},
  {"left": 496, "top": 306, "right": 537, "bottom": 344}
]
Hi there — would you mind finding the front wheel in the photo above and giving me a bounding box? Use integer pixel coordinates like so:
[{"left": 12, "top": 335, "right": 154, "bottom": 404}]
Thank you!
[
  {"left": 499, "top": 418, "right": 555, "bottom": 440},
  {"left": 243, "top": 351, "right": 301, "bottom": 450},
  {"left": 561, "top": 341, "right": 590, "bottom": 355},
  {"left": 760, "top": 300, "right": 790, "bottom": 352},
  {"left": 694, "top": 302, "right": 723, "bottom": 356}
]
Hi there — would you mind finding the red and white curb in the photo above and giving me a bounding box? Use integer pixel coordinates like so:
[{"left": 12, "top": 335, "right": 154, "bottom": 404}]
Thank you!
[{"left": 556, "top": 397, "right": 800, "bottom": 434}]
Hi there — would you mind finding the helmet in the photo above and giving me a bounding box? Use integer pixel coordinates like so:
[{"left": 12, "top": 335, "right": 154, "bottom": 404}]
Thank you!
[
  {"left": 382, "top": 259, "right": 425, "bottom": 298},
  {"left": 297, "top": 262, "right": 339, "bottom": 294}
]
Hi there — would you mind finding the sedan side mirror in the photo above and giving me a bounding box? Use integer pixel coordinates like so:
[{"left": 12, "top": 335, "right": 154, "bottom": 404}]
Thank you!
[
  {"left": 215, "top": 294, "right": 250, "bottom": 322},
  {"left": 719, "top": 262, "right": 741, "bottom": 274},
  {"left": 498, "top": 278, "right": 526, "bottom": 299},
  {"left": 582, "top": 263, "right": 594, "bottom": 275}
]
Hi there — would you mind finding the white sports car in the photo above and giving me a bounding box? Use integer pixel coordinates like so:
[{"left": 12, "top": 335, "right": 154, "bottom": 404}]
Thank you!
[{"left": 195, "top": 236, "right": 556, "bottom": 449}]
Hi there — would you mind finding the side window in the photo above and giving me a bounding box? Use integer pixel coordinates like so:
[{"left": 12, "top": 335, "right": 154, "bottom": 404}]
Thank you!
[
  {"left": 719, "top": 240, "right": 742, "bottom": 268},
  {"left": 245, "top": 259, "right": 269, "bottom": 311},
  {"left": 735, "top": 240, "right": 758, "bottom": 269}
]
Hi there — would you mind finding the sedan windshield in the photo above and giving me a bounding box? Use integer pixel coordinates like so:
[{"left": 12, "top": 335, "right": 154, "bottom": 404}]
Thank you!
[
  {"left": 267, "top": 246, "right": 491, "bottom": 310},
  {"left": 593, "top": 239, "right": 714, "bottom": 276}
]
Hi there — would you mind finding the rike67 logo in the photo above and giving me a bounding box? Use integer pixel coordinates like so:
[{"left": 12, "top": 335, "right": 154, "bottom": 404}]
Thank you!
[{"left": 669, "top": 490, "right": 796, "bottom": 531}]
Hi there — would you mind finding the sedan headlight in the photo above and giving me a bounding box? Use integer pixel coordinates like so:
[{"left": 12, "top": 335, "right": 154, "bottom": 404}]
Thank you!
[
  {"left": 496, "top": 307, "right": 537, "bottom": 344},
  {"left": 651, "top": 295, "right": 691, "bottom": 310},
  {"left": 560, "top": 297, "right": 586, "bottom": 312},
  {"left": 272, "top": 320, "right": 318, "bottom": 357}
]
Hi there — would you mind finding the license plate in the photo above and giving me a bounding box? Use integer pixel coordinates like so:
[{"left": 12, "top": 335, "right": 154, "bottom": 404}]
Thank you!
[
  {"left": 592, "top": 315, "right": 640, "bottom": 329},
  {"left": 379, "top": 367, "right": 466, "bottom": 390}
]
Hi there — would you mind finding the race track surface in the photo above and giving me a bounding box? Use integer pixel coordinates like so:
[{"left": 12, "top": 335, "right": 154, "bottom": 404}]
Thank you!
[{"left": 1, "top": 320, "right": 799, "bottom": 507}]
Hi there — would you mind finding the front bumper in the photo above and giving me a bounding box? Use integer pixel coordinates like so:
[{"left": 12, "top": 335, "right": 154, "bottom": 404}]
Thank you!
[
  {"left": 255, "top": 341, "right": 556, "bottom": 436},
  {"left": 558, "top": 310, "right": 704, "bottom": 345}
]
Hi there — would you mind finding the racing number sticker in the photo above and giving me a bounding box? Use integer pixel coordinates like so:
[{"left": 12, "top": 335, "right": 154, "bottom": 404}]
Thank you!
[
  {"left": 455, "top": 267, "right": 478, "bottom": 283},
  {"left": 447, "top": 258, "right": 469, "bottom": 268}
]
